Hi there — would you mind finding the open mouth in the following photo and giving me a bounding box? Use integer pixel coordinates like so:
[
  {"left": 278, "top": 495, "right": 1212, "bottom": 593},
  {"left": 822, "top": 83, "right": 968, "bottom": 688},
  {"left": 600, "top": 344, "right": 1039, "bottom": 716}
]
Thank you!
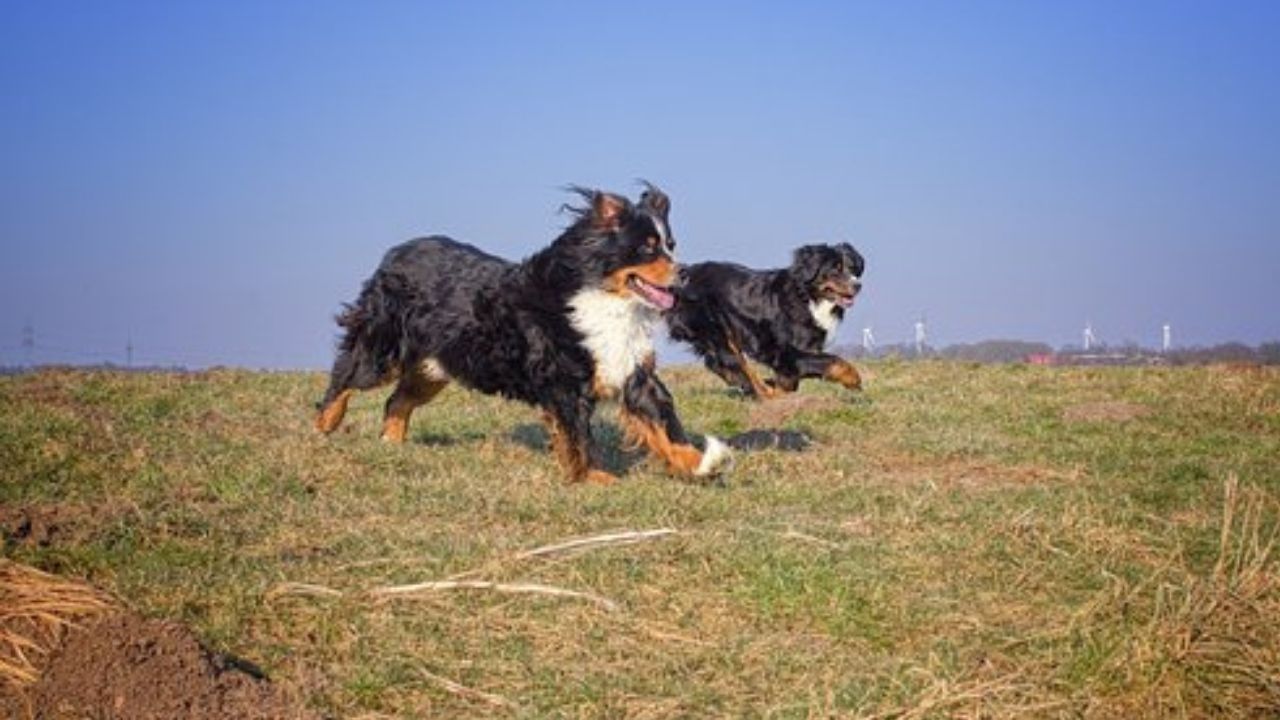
[
  {"left": 823, "top": 285, "right": 859, "bottom": 309},
  {"left": 627, "top": 275, "right": 676, "bottom": 311}
]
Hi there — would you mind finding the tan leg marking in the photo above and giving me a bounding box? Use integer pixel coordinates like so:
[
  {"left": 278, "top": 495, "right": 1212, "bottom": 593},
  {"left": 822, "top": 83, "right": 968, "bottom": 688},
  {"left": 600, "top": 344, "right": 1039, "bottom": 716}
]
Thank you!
[
  {"left": 825, "top": 360, "right": 863, "bottom": 391},
  {"left": 539, "top": 411, "right": 615, "bottom": 484},
  {"left": 726, "top": 337, "right": 780, "bottom": 400},
  {"left": 619, "top": 409, "right": 705, "bottom": 476},
  {"left": 381, "top": 376, "right": 449, "bottom": 443},
  {"left": 315, "top": 389, "right": 354, "bottom": 434}
]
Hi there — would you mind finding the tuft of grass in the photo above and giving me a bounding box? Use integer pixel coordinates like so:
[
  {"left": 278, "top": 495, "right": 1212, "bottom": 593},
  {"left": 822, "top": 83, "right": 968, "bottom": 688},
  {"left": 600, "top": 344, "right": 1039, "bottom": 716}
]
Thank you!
[{"left": 0, "top": 560, "right": 116, "bottom": 687}]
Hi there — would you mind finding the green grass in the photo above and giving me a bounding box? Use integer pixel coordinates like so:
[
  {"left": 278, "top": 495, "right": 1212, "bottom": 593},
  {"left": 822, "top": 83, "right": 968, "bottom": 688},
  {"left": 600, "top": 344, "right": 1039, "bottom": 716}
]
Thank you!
[{"left": 2, "top": 362, "right": 1279, "bottom": 718}]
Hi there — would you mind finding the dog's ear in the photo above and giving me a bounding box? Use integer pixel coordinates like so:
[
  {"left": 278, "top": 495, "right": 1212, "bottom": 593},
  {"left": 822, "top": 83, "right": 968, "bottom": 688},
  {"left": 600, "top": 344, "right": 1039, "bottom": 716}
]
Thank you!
[
  {"left": 638, "top": 181, "right": 670, "bottom": 220},
  {"left": 564, "top": 186, "right": 630, "bottom": 231},
  {"left": 591, "top": 191, "right": 630, "bottom": 230},
  {"left": 791, "top": 245, "right": 826, "bottom": 286},
  {"left": 838, "top": 243, "right": 865, "bottom": 277}
]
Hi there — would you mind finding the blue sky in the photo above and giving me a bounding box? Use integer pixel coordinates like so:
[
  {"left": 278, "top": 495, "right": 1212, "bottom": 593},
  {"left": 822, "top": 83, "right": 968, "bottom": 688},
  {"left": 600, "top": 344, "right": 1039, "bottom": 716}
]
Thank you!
[{"left": 3, "top": 1, "right": 1278, "bottom": 368}]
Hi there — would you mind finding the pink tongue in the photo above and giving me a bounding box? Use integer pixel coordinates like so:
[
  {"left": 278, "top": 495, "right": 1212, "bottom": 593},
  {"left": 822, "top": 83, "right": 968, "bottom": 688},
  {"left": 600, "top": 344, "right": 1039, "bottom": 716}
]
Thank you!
[
  {"left": 837, "top": 295, "right": 855, "bottom": 308},
  {"left": 637, "top": 281, "right": 675, "bottom": 310}
]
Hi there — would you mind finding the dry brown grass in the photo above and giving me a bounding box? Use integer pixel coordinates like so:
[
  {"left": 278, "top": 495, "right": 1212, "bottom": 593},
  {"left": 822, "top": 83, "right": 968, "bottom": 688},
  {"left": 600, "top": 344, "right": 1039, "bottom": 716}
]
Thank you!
[
  {"left": 2, "top": 362, "right": 1278, "bottom": 717},
  {"left": 1090, "top": 476, "right": 1280, "bottom": 717},
  {"left": 0, "top": 560, "right": 115, "bottom": 687}
]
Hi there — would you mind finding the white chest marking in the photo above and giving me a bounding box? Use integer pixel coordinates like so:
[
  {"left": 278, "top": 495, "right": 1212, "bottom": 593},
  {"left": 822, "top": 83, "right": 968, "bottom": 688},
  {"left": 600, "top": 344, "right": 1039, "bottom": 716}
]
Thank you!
[
  {"left": 568, "top": 289, "right": 657, "bottom": 391},
  {"left": 809, "top": 299, "right": 841, "bottom": 338}
]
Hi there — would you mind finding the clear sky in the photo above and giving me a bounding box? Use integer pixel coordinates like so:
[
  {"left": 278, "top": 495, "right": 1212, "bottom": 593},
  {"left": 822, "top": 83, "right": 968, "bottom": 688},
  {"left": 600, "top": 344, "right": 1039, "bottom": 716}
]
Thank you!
[{"left": 3, "top": 1, "right": 1278, "bottom": 368}]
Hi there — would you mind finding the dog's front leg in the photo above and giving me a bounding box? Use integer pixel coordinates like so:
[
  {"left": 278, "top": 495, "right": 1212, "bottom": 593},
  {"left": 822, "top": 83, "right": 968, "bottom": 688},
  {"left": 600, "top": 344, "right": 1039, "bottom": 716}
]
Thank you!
[
  {"left": 791, "top": 352, "right": 863, "bottom": 391},
  {"left": 620, "top": 367, "right": 732, "bottom": 479},
  {"left": 542, "top": 397, "right": 617, "bottom": 485}
]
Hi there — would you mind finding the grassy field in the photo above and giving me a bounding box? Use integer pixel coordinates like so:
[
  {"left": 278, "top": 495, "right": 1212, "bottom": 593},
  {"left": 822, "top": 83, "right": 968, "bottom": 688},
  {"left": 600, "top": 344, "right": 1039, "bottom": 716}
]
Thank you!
[{"left": 2, "top": 361, "right": 1278, "bottom": 718}]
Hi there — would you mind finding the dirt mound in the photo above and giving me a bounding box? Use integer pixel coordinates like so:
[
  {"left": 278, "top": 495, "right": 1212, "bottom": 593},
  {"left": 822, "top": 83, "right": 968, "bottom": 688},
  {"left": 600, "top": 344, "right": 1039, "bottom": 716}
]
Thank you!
[
  {"left": 0, "top": 561, "right": 318, "bottom": 720},
  {"left": 1, "top": 506, "right": 74, "bottom": 549},
  {"left": 1, "top": 503, "right": 136, "bottom": 551},
  {"left": 11, "top": 612, "right": 317, "bottom": 720},
  {"left": 747, "top": 394, "right": 841, "bottom": 428}
]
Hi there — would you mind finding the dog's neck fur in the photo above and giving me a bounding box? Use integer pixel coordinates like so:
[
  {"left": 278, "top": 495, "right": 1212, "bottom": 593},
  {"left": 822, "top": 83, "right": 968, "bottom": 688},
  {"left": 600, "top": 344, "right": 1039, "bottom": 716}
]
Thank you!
[
  {"left": 568, "top": 289, "right": 657, "bottom": 391},
  {"left": 782, "top": 271, "right": 843, "bottom": 339},
  {"left": 808, "top": 298, "right": 842, "bottom": 337}
]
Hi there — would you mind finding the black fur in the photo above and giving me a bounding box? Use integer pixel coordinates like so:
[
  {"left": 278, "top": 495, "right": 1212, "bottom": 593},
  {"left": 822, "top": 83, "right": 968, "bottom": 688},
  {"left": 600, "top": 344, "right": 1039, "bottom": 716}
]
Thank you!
[
  {"left": 666, "top": 243, "right": 866, "bottom": 398},
  {"left": 317, "top": 185, "right": 721, "bottom": 482}
]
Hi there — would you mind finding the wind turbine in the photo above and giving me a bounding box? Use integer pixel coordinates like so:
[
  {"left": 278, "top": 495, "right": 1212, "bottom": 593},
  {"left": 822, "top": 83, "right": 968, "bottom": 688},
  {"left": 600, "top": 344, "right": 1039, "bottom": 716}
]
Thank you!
[
  {"left": 1162, "top": 323, "right": 1172, "bottom": 353},
  {"left": 1083, "top": 321, "right": 1096, "bottom": 352},
  {"left": 862, "top": 326, "right": 876, "bottom": 354},
  {"left": 914, "top": 316, "right": 927, "bottom": 356}
]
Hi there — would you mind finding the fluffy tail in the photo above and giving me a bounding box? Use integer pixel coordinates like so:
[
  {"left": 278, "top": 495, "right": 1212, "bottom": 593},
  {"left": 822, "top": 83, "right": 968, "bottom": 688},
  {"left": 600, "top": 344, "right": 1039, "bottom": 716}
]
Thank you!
[{"left": 317, "top": 271, "right": 415, "bottom": 410}]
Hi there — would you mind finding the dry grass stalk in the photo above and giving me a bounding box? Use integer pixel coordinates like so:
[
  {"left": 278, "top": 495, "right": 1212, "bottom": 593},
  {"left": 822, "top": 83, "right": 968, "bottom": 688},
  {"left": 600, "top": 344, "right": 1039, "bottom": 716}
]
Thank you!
[
  {"left": 0, "top": 560, "right": 115, "bottom": 688},
  {"left": 515, "top": 528, "right": 677, "bottom": 559},
  {"left": 368, "top": 580, "right": 620, "bottom": 612},
  {"left": 264, "top": 582, "right": 345, "bottom": 601},
  {"left": 418, "top": 668, "right": 516, "bottom": 710}
]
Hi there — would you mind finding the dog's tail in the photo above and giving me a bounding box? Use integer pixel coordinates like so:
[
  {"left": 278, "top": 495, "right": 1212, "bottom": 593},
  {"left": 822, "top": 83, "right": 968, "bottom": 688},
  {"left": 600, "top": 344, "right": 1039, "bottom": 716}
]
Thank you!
[{"left": 317, "top": 270, "right": 414, "bottom": 410}]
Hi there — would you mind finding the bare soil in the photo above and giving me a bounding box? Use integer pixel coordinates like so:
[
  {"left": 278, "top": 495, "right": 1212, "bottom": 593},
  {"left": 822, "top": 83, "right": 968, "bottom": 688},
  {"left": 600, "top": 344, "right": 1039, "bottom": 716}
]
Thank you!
[
  {"left": 0, "top": 505, "right": 71, "bottom": 548},
  {"left": 2, "top": 611, "right": 319, "bottom": 720},
  {"left": 747, "top": 393, "right": 841, "bottom": 428}
]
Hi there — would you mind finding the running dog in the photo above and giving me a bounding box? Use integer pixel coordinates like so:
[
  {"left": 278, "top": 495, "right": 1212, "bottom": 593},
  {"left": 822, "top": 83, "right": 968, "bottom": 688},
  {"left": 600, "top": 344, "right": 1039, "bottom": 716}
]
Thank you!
[
  {"left": 666, "top": 243, "right": 865, "bottom": 399},
  {"left": 315, "top": 185, "right": 731, "bottom": 484}
]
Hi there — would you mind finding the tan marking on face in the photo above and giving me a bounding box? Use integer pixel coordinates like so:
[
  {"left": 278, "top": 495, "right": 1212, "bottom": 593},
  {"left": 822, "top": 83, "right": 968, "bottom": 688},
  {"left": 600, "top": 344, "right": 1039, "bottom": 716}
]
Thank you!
[
  {"left": 603, "top": 256, "right": 677, "bottom": 298},
  {"left": 819, "top": 277, "right": 858, "bottom": 300}
]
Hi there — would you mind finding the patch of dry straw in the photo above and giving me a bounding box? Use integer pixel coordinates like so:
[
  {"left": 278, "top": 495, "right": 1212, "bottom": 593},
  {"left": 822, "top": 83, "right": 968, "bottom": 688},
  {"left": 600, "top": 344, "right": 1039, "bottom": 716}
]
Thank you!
[
  {"left": 1077, "top": 475, "right": 1280, "bottom": 717},
  {"left": 0, "top": 560, "right": 115, "bottom": 687}
]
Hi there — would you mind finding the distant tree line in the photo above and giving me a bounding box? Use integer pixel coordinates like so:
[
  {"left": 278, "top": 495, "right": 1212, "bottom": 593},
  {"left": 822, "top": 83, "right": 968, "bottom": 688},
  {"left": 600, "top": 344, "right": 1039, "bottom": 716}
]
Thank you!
[
  {"left": 840, "top": 340, "right": 1280, "bottom": 366},
  {"left": 1165, "top": 342, "right": 1280, "bottom": 366}
]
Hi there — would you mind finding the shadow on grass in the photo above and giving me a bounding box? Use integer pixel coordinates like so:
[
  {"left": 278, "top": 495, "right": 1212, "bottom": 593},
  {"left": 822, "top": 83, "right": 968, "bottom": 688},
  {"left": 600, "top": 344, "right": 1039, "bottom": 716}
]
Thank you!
[
  {"left": 409, "top": 431, "right": 488, "bottom": 447},
  {"left": 725, "top": 429, "right": 812, "bottom": 452},
  {"left": 508, "top": 423, "right": 810, "bottom": 480},
  {"left": 508, "top": 423, "right": 646, "bottom": 476}
]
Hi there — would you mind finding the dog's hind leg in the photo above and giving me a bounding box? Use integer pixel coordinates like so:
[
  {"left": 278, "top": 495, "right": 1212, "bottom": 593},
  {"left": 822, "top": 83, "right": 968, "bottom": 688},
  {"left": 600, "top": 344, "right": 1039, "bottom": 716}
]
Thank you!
[
  {"left": 315, "top": 346, "right": 393, "bottom": 434},
  {"left": 381, "top": 364, "right": 450, "bottom": 443},
  {"left": 701, "top": 351, "right": 755, "bottom": 396},
  {"left": 766, "top": 373, "right": 800, "bottom": 393},
  {"left": 707, "top": 336, "right": 780, "bottom": 400}
]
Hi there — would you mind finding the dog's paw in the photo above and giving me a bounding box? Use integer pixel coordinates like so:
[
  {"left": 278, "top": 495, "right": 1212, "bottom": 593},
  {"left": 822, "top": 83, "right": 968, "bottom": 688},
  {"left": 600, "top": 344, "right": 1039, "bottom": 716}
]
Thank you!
[
  {"left": 694, "top": 435, "right": 734, "bottom": 477},
  {"left": 583, "top": 470, "right": 620, "bottom": 486}
]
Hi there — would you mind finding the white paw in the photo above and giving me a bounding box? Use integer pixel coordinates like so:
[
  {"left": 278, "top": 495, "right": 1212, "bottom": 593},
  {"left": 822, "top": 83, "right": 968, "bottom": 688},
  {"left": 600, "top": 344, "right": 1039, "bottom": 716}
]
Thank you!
[{"left": 695, "top": 435, "right": 734, "bottom": 477}]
